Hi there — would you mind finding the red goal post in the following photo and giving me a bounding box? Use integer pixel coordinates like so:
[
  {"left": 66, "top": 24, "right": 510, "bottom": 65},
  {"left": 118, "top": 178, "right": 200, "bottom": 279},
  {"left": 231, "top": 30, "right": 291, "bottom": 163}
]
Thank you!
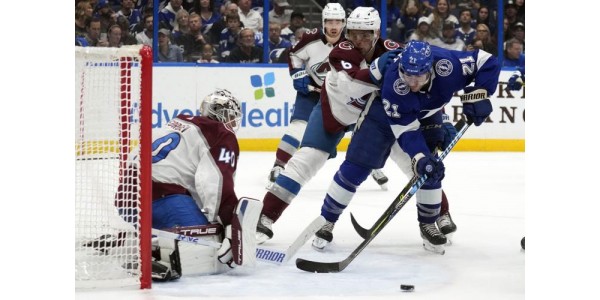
[{"left": 75, "top": 45, "right": 152, "bottom": 289}]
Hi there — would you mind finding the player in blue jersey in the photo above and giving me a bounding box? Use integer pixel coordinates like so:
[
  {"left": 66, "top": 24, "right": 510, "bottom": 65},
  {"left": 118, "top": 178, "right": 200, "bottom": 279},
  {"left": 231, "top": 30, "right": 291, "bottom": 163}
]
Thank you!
[{"left": 311, "top": 40, "right": 500, "bottom": 254}]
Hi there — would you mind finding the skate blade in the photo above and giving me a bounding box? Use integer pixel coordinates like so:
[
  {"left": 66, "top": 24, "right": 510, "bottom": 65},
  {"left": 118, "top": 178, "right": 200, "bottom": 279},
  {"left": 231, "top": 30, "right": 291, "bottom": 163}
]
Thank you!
[
  {"left": 444, "top": 233, "right": 454, "bottom": 246},
  {"left": 311, "top": 237, "right": 329, "bottom": 251},
  {"left": 378, "top": 183, "right": 388, "bottom": 191},
  {"left": 256, "top": 232, "right": 271, "bottom": 245},
  {"left": 422, "top": 241, "right": 445, "bottom": 255}
]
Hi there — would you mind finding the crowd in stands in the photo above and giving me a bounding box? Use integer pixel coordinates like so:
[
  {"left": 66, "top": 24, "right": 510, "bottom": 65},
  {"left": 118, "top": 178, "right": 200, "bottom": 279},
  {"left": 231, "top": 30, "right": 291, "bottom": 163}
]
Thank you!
[{"left": 75, "top": 0, "right": 524, "bottom": 66}]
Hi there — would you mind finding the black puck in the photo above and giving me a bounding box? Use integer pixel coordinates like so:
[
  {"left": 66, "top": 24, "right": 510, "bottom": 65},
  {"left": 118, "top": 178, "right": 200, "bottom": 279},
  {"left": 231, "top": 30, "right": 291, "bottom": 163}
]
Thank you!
[
  {"left": 521, "top": 237, "right": 525, "bottom": 250},
  {"left": 400, "top": 284, "right": 414, "bottom": 292}
]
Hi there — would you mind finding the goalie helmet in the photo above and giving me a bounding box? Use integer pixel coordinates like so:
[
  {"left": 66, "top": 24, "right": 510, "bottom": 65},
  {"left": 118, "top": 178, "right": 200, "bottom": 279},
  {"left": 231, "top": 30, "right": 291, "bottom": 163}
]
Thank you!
[
  {"left": 322, "top": 3, "right": 346, "bottom": 33},
  {"left": 200, "top": 89, "right": 242, "bottom": 133},
  {"left": 345, "top": 7, "right": 380, "bottom": 33},
  {"left": 399, "top": 40, "right": 433, "bottom": 76}
]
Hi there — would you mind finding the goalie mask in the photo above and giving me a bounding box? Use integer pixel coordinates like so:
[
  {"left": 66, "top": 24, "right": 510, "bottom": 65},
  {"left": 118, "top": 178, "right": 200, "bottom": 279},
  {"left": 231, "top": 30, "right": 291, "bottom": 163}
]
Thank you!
[{"left": 200, "top": 89, "right": 243, "bottom": 133}]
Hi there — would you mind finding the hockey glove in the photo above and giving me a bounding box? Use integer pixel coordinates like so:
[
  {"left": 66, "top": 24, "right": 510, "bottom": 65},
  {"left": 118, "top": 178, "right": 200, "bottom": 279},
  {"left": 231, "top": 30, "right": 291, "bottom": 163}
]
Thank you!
[
  {"left": 507, "top": 71, "right": 524, "bottom": 91},
  {"left": 216, "top": 225, "right": 236, "bottom": 269},
  {"left": 412, "top": 153, "right": 445, "bottom": 184},
  {"left": 369, "top": 48, "right": 402, "bottom": 85},
  {"left": 441, "top": 113, "right": 457, "bottom": 150},
  {"left": 461, "top": 86, "right": 492, "bottom": 126},
  {"left": 290, "top": 68, "right": 310, "bottom": 95}
]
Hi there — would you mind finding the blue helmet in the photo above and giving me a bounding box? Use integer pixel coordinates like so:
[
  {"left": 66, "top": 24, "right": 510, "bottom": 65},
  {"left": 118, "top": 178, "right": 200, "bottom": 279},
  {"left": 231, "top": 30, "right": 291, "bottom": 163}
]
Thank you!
[{"left": 399, "top": 41, "right": 433, "bottom": 76}]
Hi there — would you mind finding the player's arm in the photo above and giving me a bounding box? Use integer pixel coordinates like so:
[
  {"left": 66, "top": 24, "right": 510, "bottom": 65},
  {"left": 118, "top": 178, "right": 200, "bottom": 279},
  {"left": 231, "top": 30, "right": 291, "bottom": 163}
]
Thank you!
[
  {"left": 461, "top": 49, "right": 501, "bottom": 126},
  {"left": 329, "top": 45, "right": 379, "bottom": 98}
]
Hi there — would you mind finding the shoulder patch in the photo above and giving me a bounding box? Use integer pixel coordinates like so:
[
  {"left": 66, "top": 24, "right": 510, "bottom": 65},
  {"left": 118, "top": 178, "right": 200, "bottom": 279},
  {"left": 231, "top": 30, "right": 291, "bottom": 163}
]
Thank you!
[
  {"left": 435, "top": 59, "right": 453, "bottom": 77},
  {"left": 338, "top": 41, "right": 354, "bottom": 50},
  {"left": 384, "top": 39, "right": 401, "bottom": 50},
  {"left": 393, "top": 78, "right": 410, "bottom": 96}
]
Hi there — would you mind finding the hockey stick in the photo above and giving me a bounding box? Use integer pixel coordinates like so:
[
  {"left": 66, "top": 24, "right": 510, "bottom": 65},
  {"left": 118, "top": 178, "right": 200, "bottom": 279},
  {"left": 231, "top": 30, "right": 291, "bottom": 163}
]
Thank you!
[
  {"left": 350, "top": 119, "right": 466, "bottom": 239},
  {"left": 295, "top": 118, "right": 470, "bottom": 273},
  {"left": 153, "top": 216, "right": 326, "bottom": 265}
]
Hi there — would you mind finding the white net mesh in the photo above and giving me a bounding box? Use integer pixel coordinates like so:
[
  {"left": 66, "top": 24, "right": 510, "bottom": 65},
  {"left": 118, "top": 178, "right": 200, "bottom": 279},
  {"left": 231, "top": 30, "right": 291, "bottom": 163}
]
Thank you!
[{"left": 75, "top": 46, "right": 145, "bottom": 289}]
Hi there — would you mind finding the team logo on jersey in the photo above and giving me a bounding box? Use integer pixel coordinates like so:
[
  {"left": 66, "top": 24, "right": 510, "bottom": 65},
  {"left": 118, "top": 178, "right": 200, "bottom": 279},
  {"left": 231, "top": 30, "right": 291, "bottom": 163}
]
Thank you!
[
  {"left": 309, "top": 61, "right": 331, "bottom": 83},
  {"left": 435, "top": 59, "right": 453, "bottom": 77},
  {"left": 338, "top": 41, "right": 354, "bottom": 50},
  {"left": 383, "top": 39, "right": 400, "bottom": 50},
  {"left": 393, "top": 78, "right": 410, "bottom": 95}
]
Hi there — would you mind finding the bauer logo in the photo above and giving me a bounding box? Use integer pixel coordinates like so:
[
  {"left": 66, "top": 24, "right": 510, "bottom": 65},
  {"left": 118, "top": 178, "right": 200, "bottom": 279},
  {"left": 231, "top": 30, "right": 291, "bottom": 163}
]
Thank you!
[{"left": 250, "top": 72, "right": 276, "bottom": 100}]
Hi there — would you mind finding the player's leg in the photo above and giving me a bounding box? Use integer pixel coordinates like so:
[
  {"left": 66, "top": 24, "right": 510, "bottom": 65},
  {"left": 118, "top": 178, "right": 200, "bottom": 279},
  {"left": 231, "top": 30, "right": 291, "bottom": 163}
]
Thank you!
[
  {"left": 436, "top": 190, "right": 457, "bottom": 244},
  {"left": 257, "top": 101, "right": 344, "bottom": 243},
  {"left": 269, "top": 92, "right": 319, "bottom": 183},
  {"left": 313, "top": 99, "right": 396, "bottom": 249}
]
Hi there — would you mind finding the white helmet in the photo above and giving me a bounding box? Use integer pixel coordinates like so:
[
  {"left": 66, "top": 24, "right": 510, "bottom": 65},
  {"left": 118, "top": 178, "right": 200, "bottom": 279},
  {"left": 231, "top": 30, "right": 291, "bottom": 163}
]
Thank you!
[
  {"left": 200, "top": 89, "right": 242, "bottom": 133},
  {"left": 346, "top": 6, "right": 380, "bottom": 32},
  {"left": 322, "top": 3, "right": 346, "bottom": 30}
]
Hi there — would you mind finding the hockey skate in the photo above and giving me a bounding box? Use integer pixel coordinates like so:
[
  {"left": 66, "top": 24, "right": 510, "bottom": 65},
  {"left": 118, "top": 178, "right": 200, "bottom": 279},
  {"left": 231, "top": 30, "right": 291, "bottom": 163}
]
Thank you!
[
  {"left": 419, "top": 222, "right": 446, "bottom": 255},
  {"left": 370, "top": 169, "right": 388, "bottom": 190},
  {"left": 256, "top": 214, "right": 274, "bottom": 244},
  {"left": 436, "top": 212, "right": 457, "bottom": 245},
  {"left": 312, "top": 221, "right": 335, "bottom": 250},
  {"left": 266, "top": 165, "right": 284, "bottom": 188}
]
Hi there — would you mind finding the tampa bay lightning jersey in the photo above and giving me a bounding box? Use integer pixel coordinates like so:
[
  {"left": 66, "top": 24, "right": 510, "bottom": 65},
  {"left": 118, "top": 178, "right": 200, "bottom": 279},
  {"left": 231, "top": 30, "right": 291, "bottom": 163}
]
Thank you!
[{"left": 380, "top": 45, "right": 500, "bottom": 158}]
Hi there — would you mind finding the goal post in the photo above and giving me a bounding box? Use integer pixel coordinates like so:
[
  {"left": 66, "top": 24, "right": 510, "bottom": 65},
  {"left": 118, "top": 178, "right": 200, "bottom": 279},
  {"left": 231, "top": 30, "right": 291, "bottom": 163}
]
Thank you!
[{"left": 75, "top": 45, "right": 152, "bottom": 289}]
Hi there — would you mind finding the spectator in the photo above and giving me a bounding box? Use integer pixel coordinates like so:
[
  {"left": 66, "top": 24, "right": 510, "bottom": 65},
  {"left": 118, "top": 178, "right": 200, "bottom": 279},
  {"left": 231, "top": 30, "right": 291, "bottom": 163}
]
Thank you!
[
  {"left": 238, "top": 0, "right": 263, "bottom": 33},
  {"left": 456, "top": 8, "right": 475, "bottom": 46},
  {"left": 396, "top": 0, "right": 422, "bottom": 43},
  {"left": 79, "top": 17, "right": 109, "bottom": 47},
  {"left": 431, "top": 20, "right": 465, "bottom": 50},
  {"left": 191, "top": 0, "right": 221, "bottom": 36},
  {"left": 218, "top": 12, "right": 243, "bottom": 59},
  {"left": 269, "top": 0, "right": 292, "bottom": 28},
  {"left": 504, "top": 0, "right": 522, "bottom": 28},
  {"left": 385, "top": 0, "right": 402, "bottom": 40},
  {"left": 267, "top": 22, "right": 292, "bottom": 58},
  {"left": 107, "top": 23, "right": 123, "bottom": 47},
  {"left": 198, "top": 44, "right": 220, "bottom": 63},
  {"left": 159, "top": 0, "right": 184, "bottom": 31},
  {"left": 179, "top": 13, "right": 209, "bottom": 61},
  {"left": 227, "top": 28, "right": 264, "bottom": 63},
  {"left": 208, "top": 1, "right": 240, "bottom": 46},
  {"left": 427, "top": 0, "right": 458, "bottom": 38},
  {"left": 408, "top": 16, "right": 437, "bottom": 43},
  {"left": 158, "top": 28, "right": 184, "bottom": 62},
  {"left": 76, "top": 1, "right": 94, "bottom": 38},
  {"left": 135, "top": 14, "right": 154, "bottom": 46},
  {"left": 510, "top": 21, "right": 524, "bottom": 52},
  {"left": 280, "top": 11, "right": 306, "bottom": 44},
  {"left": 172, "top": 9, "right": 190, "bottom": 42},
  {"left": 515, "top": 0, "right": 525, "bottom": 23},
  {"left": 467, "top": 23, "right": 496, "bottom": 55},
  {"left": 474, "top": 5, "right": 495, "bottom": 37},
  {"left": 502, "top": 38, "right": 524, "bottom": 68},
  {"left": 451, "top": 0, "right": 480, "bottom": 16},
  {"left": 94, "top": 0, "right": 117, "bottom": 34},
  {"left": 116, "top": 15, "right": 138, "bottom": 45},
  {"left": 116, "top": 0, "right": 143, "bottom": 32}
]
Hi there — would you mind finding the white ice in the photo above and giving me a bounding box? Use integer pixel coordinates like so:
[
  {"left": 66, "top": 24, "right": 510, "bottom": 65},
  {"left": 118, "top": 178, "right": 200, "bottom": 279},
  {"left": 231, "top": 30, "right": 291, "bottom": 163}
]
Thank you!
[{"left": 76, "top": 151, "right": 525, "bottom": 300}]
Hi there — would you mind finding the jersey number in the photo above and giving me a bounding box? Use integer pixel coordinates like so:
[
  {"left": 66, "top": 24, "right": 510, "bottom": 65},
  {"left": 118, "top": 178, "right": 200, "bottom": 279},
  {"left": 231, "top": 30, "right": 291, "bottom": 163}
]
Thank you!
[
  {"left": 218, "top": 148, "right": 236, "bottom": 167},
  {"left": 151, "top": 132, "right": 181, "bottom": 163},
  {"left": 382, "top": 99, "right": 401, "bottom": 118}
]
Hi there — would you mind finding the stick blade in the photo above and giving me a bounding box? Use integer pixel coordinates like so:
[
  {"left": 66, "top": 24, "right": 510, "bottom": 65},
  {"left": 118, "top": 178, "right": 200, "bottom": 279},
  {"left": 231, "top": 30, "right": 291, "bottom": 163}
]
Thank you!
[
  {"left": 350, "top": 213, "right": 371, "bottom": 239},
  {"left": 295, "top": 258, "right": 344, "bottom": 273}
]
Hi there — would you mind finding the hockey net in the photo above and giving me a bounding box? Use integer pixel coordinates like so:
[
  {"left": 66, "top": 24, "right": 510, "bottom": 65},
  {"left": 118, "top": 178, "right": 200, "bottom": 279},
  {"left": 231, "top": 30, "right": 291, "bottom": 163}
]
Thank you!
[{"left": 75, "top": 45, "right": 152, "bottom": 289}]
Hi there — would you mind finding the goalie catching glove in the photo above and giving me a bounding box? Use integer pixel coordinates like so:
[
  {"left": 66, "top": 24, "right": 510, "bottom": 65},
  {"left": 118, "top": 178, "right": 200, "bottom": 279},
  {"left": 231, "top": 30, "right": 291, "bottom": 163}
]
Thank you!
[{"left": 460, "top": 86, "right": 492, "bottom": 126}]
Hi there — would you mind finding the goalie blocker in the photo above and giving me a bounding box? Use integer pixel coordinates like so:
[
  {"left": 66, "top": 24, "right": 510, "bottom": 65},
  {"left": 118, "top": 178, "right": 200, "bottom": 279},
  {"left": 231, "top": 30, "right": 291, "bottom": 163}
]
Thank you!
[{"left": 152, "top": 197, "right": 262, "bottom": 281}]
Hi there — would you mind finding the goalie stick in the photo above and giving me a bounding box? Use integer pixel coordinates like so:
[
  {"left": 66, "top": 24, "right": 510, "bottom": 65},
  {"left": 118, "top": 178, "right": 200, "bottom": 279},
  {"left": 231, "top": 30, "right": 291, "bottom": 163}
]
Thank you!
[
  {"left": 153, "top": 215, "right": 326, "bottom": 265},
  {"left": 295, "top": 118, "right": 470, "bottom": 273},
  {"left": 350, "top": 119, "right": 467, "bottom": 239}
]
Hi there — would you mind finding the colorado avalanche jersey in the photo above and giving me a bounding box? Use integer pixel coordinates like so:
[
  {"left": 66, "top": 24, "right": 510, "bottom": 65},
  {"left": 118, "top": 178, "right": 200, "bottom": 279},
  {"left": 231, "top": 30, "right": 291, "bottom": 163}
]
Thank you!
[
  {"left": 321, "top": 38, "right": 401, "bottom": 133},
  {"left": 151, "top": 115, "right": 240, "bottom": 225},
  {"left": 381, "top": 46, "right": 500, "bottom": 158},
  {"left": 287, "top": 28, "right": 343, "bottom": 87}
]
